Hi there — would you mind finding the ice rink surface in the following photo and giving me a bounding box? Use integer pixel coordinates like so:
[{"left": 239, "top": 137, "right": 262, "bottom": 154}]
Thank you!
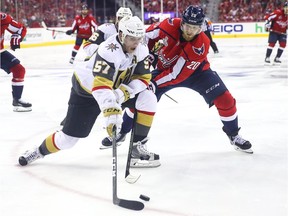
[{"left": 0, "top": 37, "right": 287, "bottom": 216}]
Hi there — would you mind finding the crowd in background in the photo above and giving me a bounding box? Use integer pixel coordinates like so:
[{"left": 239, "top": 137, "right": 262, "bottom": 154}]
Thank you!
[
  {"left": 1, "top": 0, "right": 82, "bottom": 27},
  {"left": 1, "top": 0, "right": 284, "bottom": 28},
  {"left": 218, "top": 0, "right": 283, "bottom": 22},
  {"left": 143, "top": 0, "right": 205, "bottom": 13}
]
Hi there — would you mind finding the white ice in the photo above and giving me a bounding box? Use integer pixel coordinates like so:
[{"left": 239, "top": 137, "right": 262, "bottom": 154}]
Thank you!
[{"left": 0, "top": 37, "right": 287, "bottom": 216}]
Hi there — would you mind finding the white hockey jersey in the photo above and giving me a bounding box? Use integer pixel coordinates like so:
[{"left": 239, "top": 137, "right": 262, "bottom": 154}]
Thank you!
[{"left": 73, "top": 34, "right": 151, "bottom": 111}]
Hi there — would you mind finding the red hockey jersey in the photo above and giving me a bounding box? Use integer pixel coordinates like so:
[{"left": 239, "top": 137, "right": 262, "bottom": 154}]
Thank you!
[
  {"left": 71, "top": 14, "right": 97, "bottom": 39},
  {"left": 0, "top": 12, "right": 27, "bottom": 50},
  {"left": 265, "top": 9, "right": 288, "bottom": 34},
  {"left": 146, "top": 18, "right": 210, "bottom": 87}
]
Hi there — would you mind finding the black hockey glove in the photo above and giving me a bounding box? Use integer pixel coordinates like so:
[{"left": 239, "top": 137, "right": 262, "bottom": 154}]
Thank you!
[
  {"left": 66, "top": 30, "right": 73, "bottom": 35},
  {"left": 148, "top": 80, "right": 157, "bottom": 93},
  {"left": 10, "top": 34, "right": 22, "bottom": 51}
]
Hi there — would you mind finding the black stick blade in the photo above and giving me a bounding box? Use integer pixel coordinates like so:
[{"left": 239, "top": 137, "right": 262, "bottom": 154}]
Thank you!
[{"left": 118, "top": 199, "right": 144, "bottom": 211}]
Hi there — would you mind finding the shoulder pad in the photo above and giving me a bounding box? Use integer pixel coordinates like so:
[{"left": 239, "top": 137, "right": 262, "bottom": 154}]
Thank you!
[{"left": 1, "top": 13, "right": 12, "bottom": 24}]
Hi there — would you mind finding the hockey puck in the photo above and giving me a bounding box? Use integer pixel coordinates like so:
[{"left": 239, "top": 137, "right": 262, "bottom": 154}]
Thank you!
[{"left": 139, "top": 194, "right": 150, "bottom": 201}]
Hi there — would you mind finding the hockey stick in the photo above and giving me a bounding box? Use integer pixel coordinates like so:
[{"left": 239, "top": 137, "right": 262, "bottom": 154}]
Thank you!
[
  {"left": 112, "top": 126, "right": 144, "bottom": 210},
  {"left": 41, "top": 21, "right": 90, "bottom": 37},
  {"left": 164, "top": 93, "right": 178, "bottom": 103},
  {"left": 124, "top": 112, "right": 141, "bottom": 184}
]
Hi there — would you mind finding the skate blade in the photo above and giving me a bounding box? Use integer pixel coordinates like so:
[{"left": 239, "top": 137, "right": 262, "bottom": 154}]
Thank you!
[
  {"left": 234, "top": 146, "right": 253, "bottom": 154},
  {"left": 272, "top": 62, "right": 281, "bottom": 66},
  {"left": 99, "top": 142, "right": 122, "bottom": 150},
  {"left": 13, "top": 107, "right": 32, "bottom": 112},
  {"left": 130, "top": 158, "right": 161, "bottom": 168},
  {"left": 264, "top": 62, "right": 271, "bottom": 66}
]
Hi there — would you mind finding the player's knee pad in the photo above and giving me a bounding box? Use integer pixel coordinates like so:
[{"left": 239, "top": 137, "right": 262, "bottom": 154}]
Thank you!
[
  {"left": 279, "top": 41, "right": 286, "bottom": 48},
  {"left": 268, "top": 42, "right": 276, "bottom": 48},
  {"left": 213, "top": 91, "right": 237, "bottom": 117},
  {"left": 54, "top": 131, "right": 80, "bottom": 150},
  {"left": 135, "top": 89, "right": 157, "bottom": 113},
  {"left": 73, "top": 45, "right": 81, "bottom": 50},
  {"left": 10, "top": 63, "right": 25, "bottom": 82}
]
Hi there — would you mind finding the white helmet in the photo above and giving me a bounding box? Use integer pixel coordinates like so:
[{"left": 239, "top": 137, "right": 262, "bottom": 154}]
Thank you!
[
  {"left": 116, "top": 7, "right": 132, "bottom": 18},
  {"left": 118, "top": 16, "right": 145, "bottom": 42}
]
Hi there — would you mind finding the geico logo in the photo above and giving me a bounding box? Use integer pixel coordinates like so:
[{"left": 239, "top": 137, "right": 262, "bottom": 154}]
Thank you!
[{"left": 212, "top": 24, "right": 243, "bottom": 33}]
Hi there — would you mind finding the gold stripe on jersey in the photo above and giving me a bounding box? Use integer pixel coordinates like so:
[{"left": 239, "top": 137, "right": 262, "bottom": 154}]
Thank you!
[
  {"left": 137, "top": 110, "right": 155, "bottom": 127},
  {"left": 93, "top": 76, "right": 113, "bottom": 90},
  {"left": 131, "top": 73, "right": 152, "bottom": 85},
  {"left": 45, "top": 133, "right": 60, "bottom": 153},
  {"left": 83, "top": 40, "right": 92, "bottom": 48}
]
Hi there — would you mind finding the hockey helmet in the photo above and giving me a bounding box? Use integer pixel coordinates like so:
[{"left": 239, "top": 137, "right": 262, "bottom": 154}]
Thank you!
[
  {"left": 118, "top": 16, "right": 145, "bottom": 42},
  {"left": 182, "top": 5, "right": 205, "bottom": 26},
  {"left": 81, "top": 4, "right": 88, "bottom": 15},
  {"left": 116, "top": 7, "right": 133, "bottom": 18},
  {"left": 82, "top": 4, "right": 88, "bottom": 10}
]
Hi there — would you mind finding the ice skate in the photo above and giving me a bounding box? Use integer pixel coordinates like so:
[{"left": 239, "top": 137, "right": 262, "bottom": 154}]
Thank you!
[
  {"left": 223, "top": 127, "right": 253, "bottom": 154},
  {"left": 273, "top": 57, "right": 281, "bottom": 64},
  {"left": 264, "top": 57, "right": 271, "bottom": 65},
  {"left": 69, "top": 57, "right": 75, "bottom": 64},
  {"left": 13, "top": 98, "right": 32, "bottom": 112},
  {"left": 229, "top": 134, "right": 253, "bottom": 153},
  {"left": 100, "top": 133, "right": 126, "bottom": 149},
  {"left": 131, "top": 138, "right": 161, "bottom": 168},
  {"left": 18, "top": 147, "right": 44, "bottom": 166}
]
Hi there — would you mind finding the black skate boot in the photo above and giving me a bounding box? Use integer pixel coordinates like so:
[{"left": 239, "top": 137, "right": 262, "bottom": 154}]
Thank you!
[
  {"left": 223, "top": 127, "right": 253, "bottom": 154},
  {"left": 274, "top": 57, "right": 281, "bottom": 64},
  {"left": 131, "top": 138, "right": 161, "bottom": 168},
  {"left": 100, "top": 133, "right": 127, "bottom": 149},
  {"left": 13, "top": 98, "right": 32, "bottom": 112},
  {"left": 264, "top": 57, "right": 270, "bottom": 63}
]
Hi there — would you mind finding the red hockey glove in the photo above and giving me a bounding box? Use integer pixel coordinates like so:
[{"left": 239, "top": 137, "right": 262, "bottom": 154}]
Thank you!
[{"left": 10, "top": 34, "right": 22, "bottom": 51}]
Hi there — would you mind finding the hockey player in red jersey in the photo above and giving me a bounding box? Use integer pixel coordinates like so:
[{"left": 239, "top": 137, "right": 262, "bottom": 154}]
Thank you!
[
  {"left": 264, "top": 2, "right": 288, "bottom": 64},
  {"left": 0, "top": 12, "right": 32, "bottom": 112},
  {"left": 66, "top": 4, "right": 97, "bottom": 64},
  {"left": 102, "top": 5, "right": 253, "bottom": 155}
]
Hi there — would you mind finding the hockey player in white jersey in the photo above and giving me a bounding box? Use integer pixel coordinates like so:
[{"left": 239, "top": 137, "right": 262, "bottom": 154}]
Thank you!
[
  {"left": 59, "top": 7, "right": 132, "bottom": 125},
  {"left": 83, "top": 7, "right": 132, "bottom": 57},
  {"left": 18, "top": 16, "right": 160, "bottom": 168}
]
